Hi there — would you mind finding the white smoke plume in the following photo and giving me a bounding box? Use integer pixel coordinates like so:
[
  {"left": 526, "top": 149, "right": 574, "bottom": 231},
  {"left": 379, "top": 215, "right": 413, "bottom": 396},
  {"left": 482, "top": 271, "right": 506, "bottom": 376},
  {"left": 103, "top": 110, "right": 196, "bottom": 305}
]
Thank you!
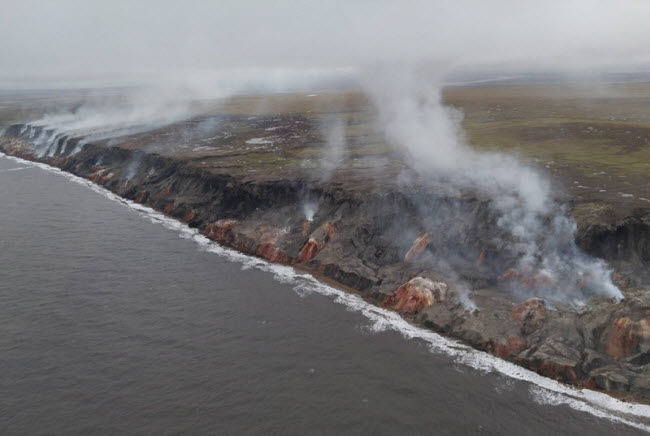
[
  {"left": 125, "top": 151, "right": 144, "bottom": 180},
  {"left": 364, "top": 65, "right": 622, "bottom": 304},
  {"left": 302, "top": 201, "right": 317, "bottom": 222},
  {"left": 318, "top": 116, "right": 347, "bottom": 181},
  {"left": 6, "top": 67, "right": 356, "bottom": 157}
]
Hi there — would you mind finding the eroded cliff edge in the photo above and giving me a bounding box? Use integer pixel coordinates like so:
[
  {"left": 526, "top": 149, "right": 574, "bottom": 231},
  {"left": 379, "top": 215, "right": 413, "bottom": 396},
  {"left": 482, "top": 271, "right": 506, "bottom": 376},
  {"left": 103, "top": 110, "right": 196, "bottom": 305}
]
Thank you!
[{"left": 2, "top": 124, "right": 650, "bottom": 402}]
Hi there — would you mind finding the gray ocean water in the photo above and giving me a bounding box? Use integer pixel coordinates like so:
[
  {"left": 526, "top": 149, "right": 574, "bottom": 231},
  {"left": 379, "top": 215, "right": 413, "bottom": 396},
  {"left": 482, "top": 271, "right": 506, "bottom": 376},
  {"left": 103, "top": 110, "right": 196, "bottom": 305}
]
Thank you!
[{"left": 0, "top": 155, "right": 646, "bottom": 435}]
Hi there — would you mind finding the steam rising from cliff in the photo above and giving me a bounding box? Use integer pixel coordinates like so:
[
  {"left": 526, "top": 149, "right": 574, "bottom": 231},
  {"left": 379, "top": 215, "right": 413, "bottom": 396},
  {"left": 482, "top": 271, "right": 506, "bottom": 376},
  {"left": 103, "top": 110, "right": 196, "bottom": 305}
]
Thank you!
[
  {"left": 4, "top": 0, "right": 649, "bottom": 305},
  {"left": 17, "top": 68, "right": 355, "bottom": 155},
  {"left": 319, "top": 116, "right": 347, "bottom": 181},
  {"left": 364, "top": 66, "right": 622, "bottom": 304}
]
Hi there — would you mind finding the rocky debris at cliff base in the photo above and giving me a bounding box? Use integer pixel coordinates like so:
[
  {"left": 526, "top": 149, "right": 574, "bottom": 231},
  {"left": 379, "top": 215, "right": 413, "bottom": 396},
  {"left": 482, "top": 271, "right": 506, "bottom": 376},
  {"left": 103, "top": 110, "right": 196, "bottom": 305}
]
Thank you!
[
  {"left": 134, "top": 190, "right": 148, "bottom": 203},
  {"left": 383, "top": 277, "right": 447, "bottom": 314},
  {"left": 446, "top": 296, "right": 523, "bottom": 353},
  {"left": 253, "top": 225, "right": 291, "bottom": 263},
  {"left": 204, "top": 219, "right": 240, "bottom": 245},
  {"left": 256, "top": 242, "right": 290, "bottom": 263},
  {"left": 295, "top": 222, "right": 336, "bottom": 263},
  {"left": 523, "top": 311, "right": 586, "bottom": 382},
  {"left": 89, "top": 167, "right": 115, "bottom": 184},
  {"left": 183, "top": 210, "right": 196, "bottom": 222},
  {"left": 203, "top": 218, "right": 293, "bottom": 263},
  {"left": 162, "top": 201, "right": 176, "bottom": 215},
  {"left": 493, "top": 336, "right": 528, "bottom": 359}
]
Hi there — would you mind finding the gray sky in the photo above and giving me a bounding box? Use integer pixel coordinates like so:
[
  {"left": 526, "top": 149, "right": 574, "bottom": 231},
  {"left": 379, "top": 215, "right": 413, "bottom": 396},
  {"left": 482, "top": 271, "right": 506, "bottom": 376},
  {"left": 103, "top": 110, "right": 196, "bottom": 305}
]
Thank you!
[{"left": 2, "top": 0, "right": 650, "bottom": 84}]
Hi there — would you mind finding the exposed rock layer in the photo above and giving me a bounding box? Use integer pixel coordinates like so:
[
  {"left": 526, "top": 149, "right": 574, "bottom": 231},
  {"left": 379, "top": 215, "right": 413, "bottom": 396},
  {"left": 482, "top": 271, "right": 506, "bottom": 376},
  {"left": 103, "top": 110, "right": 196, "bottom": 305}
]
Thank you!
[{"left": 2, "top": 124, "right": 650, "bottom": 403}]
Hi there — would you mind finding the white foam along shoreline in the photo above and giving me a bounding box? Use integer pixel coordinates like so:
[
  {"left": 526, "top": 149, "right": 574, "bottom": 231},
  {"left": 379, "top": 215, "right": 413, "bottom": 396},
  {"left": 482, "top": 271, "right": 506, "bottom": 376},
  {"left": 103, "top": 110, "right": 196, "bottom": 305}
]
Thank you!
[{"left": 2, "top": 151, "right": 650, "bottom": 431}]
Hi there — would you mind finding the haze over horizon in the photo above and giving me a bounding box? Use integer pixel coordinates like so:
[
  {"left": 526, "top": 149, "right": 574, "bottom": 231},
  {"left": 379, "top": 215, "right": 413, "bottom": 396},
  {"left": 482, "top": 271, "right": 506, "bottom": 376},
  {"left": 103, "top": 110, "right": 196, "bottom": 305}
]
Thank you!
[{"left": 3, "top": 0, "right": 650, "bottom": 89}]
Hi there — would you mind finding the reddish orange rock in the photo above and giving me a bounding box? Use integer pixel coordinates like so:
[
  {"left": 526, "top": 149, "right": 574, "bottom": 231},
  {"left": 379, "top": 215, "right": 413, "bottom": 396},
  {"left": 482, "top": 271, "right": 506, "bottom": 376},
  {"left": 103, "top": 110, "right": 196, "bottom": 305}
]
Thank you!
[
  {"left": 183, "top": 210, "right": 196, "bottom": 222},
  {"left": 234, "top": 237, "right": 257, "bottom": 254},
  {"left": 295, "top": 238, "right": 323, "bottom": 263},
  {"left": 203, "top": 219, "right": 240, "bottom": 245},
  {"left": 256, "top": 243, "right": 290, "bottom": 263},
  {"left": 639, "top": 318, "right": 650, "bottom": 344},
  {"left": 383, "top": 277, "right": 447, "bottom": 314},
  {"left": 134, "top": 190, "right": 148, "bottom": 204},
  {"left": 511, "top": 297, "right": 547, "bottom": 333},
  {"left": 301, "top": 220, "right": 312, "bottom": 237},
  {"left": 89, "top": 167, "right": 114, "bottom": 185},
  {"left": 404, "top": 233, "right": 431, "bottom": 262},
  {"left": 89, "top": 167, "right": 107, "bottom": 183},
  {"left": 4, "top": 142, "right": 21, "bottom": 156},
  {"left": 162, "top": 201, "right": 175, "bottom": 215},
  {"left": 607, "top": 317, "right": 639, "bottom": 360},
  {"left": 493, "top": 336, "right": 527, "bottom": 358},
  {"left": 536, "top": 360, "right": 580, "bottom": 383},
  {"left": 499, "top": 268, "right": 517, "bottom": 281},
  {"left": 295, "top": 222, "right": 336, "bottom": 263},
  {"left": 253, "top": 226, "right": 290, "bottom": 263},
  {"left": 499, "top": 268, "right": 555, "bottom": 288},
  {"left": 322, "top": 223, "right": 336, "bottom": 240}
]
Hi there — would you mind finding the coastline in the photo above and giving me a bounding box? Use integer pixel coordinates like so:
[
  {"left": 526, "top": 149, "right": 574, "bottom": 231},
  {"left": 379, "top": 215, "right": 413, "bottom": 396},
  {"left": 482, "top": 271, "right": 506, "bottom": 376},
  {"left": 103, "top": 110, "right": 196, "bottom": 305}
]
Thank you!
[{"left": 2, "top": 124, "right": 650, "bottom": 408}]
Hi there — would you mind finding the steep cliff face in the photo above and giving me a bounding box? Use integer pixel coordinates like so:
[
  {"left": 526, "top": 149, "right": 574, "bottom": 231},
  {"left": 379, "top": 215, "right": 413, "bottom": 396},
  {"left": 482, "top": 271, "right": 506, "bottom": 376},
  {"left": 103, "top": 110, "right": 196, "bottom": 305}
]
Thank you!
[
  {"left": 3, "top": 123, "right": 650, "bottom": 403},
  {"left": 576, "top": 215, "right": 650, "bottom": 282}
]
